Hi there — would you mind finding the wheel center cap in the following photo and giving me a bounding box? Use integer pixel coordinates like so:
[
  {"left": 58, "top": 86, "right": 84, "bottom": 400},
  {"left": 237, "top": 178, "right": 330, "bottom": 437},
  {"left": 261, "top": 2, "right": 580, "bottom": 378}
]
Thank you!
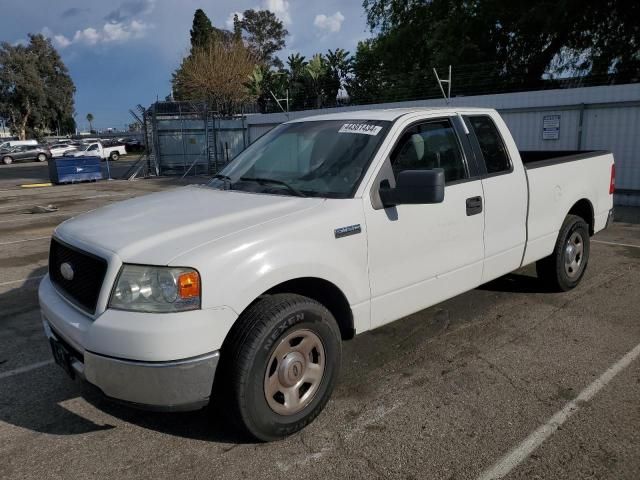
[
  {"left": 279, "top": 351, "right": 305, "bottom": 387},
  {"left": 566, "top": 244, "right": 576, "bottom": 261}
]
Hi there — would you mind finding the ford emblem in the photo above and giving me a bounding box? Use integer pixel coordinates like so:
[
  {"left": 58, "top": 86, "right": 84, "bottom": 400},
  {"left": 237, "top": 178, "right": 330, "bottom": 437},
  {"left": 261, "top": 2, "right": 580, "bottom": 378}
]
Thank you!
[{"left": 60, "top": 262, "right": 74, "bottom": 281}]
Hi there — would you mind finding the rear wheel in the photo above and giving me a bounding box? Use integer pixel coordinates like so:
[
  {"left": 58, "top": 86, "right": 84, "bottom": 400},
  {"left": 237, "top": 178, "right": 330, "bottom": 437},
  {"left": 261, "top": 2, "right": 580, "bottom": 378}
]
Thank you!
[
  {"left": 536, "top": 214, "right": 590, "bottom": 291},
  {"left": 37, "top": 153, "right": 47, "bottom": 162},
  {"left": 218, "top": 293, "right": 341, "bottom": 441},
  {"left": 109, "top": 151, "right": 119, "bottom": 161},
  {"left": 2, "top": 156, "right": 12, "bottom": 165}
]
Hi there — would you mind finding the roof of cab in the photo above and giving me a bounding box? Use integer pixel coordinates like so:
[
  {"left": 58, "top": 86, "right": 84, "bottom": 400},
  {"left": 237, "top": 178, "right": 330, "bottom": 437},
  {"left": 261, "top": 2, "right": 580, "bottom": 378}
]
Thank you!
[{"left": 286, "top": 107, "right": 496, "bottom": 123}]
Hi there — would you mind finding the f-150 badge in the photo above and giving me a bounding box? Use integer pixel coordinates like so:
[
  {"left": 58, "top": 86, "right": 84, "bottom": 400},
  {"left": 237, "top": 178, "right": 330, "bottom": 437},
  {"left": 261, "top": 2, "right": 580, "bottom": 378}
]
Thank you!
[{"left": 334, "top": 224, "right": 362, "bottom": 238}]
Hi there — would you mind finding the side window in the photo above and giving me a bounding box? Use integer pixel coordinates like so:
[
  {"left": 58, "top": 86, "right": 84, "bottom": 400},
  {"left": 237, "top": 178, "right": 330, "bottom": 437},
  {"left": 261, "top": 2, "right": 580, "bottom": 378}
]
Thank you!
[
  {"left": 468, "top": 116, "right": 511, "bottom": 174},
  {"left": 390, "top": 119, "right": 467, "bottom": 183},
  {"left": 88, "top": 144, "right": 99, "bottom": 151}
]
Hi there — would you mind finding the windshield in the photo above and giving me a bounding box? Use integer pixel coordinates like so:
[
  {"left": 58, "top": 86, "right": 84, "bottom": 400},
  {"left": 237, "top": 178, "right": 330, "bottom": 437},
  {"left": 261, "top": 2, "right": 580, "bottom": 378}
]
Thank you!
[{"left": 208, "top": 119, "right": 390, "bottom": 198}]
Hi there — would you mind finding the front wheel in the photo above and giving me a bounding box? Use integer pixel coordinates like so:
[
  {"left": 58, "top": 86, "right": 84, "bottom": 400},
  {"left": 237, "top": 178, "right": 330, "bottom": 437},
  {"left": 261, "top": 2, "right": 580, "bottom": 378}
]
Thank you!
[
  {"left": 218, "top": 293, "right": 341, "bottom": 441},
  {"left": 536, "top": 214, "right": 590, "bottom": 291},
  {"left": 37, "top": 153, "right": 47, "bottom": 162},
  {"left": 2, "top": 156, "right": 12, "bottom": 165}
]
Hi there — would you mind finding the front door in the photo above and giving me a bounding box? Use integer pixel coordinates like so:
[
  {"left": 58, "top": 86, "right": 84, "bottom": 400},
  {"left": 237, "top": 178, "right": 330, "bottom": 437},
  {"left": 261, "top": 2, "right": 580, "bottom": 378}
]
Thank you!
[{"left": 365, "top": 116, "right": 486, "bottom": 328}]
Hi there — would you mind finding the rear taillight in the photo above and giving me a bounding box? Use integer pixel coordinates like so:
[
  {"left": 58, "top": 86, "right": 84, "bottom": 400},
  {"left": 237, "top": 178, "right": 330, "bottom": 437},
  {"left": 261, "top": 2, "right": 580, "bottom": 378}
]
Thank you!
[{"left": 609, "top": 164, "right": 615, "bottom": 195}]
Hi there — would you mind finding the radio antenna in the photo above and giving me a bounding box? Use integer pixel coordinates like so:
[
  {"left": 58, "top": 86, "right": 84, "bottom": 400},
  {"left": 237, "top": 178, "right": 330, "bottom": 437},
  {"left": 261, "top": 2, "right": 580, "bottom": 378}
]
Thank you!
[{"left": 433, "top": 65, "right": 452, "bottom": 104}]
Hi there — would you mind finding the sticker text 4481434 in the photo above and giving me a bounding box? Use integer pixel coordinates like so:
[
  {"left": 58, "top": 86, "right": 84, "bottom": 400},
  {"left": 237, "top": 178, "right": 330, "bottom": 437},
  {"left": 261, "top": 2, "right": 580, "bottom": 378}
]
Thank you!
[{"left": 338, "top": 123, "right": 383, "bottom": 136}]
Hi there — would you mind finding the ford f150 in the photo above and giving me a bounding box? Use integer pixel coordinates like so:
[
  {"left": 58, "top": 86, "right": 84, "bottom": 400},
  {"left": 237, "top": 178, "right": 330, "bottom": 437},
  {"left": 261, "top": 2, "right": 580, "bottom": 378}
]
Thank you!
[
  {"left": 39, "top": 108, "right": 615, "bottom": 440},
  {"left": 67, "top": 141, "right": 127, "bottom": 161}
]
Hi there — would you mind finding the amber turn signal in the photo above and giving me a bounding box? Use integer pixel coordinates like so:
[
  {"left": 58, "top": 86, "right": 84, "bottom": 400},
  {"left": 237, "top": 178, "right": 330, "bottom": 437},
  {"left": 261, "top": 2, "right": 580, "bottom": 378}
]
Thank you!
[{"left": 178, "top": 271, "right": 200, "bottom": 299}]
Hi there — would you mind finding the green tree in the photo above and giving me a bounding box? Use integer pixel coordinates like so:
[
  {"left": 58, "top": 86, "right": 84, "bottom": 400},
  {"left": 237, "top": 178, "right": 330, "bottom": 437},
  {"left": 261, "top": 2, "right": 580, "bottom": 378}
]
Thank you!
[
  {"left": 325, "top": 49, "right": 352, "bottom": 106},
  {"left": 86, "top": 113, "right": 94, "bottom": 132},
  {"left": 286, "top": 53, "right": 308, "bottom": 110},
  {"left": 304, "top": 54, "right": 328, "bottom": 109},
  {"left": 235, "top": 9, "right": 288, "bottom": 68},
  {"left": 245, "top": 65, "right": 290, "bottom": 113},
  {"left": 361, "top": 0, "right": 640, "bottom": 93},
  {"left": 0, "top": 34, "right": 75, "bottom": 139},
  {"left": 190, "top": 9, "right": 216, "bottom": 51},
  {"left": 347, "top": 40, "right": 385, "bottom": 104}
]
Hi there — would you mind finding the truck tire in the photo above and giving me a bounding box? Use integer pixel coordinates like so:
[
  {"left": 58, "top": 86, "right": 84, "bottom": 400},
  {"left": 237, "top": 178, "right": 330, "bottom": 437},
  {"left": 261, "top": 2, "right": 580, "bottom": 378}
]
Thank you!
[
  {"left": 218, "top": 293, "right": 342, "bottom": 441},
  {"left": 536, "top": 214, "right": 590, "bottom": 291},
  {"left": 109, "top": 151, "right": 119, "bottom": 161},
  {"left": 2, "top": 156, "right": 12, "bottom": 165},
  {"left": 37, "top": 153, "right": 47, "bottom": 162}
]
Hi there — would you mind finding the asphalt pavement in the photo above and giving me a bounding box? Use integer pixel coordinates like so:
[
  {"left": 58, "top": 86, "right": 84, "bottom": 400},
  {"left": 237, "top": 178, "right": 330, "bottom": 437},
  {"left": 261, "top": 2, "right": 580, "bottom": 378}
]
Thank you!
[{"left": 0, "top": 173, "right": 638, "bottom": 480}]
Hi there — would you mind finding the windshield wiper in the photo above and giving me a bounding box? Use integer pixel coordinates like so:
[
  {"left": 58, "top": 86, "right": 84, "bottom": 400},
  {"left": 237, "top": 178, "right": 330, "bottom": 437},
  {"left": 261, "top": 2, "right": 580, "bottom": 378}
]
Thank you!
[{"left": 239, "top": 177, "right": 307, "bottom": 198}]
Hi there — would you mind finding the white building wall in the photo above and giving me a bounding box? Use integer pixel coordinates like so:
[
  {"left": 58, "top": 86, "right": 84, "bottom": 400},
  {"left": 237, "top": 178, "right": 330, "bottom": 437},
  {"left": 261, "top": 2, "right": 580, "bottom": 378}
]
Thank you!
[
  {"left": 581, "top": 106, "right": 640, "bottom": 207},
  {"left": 246, "top": 84, "right": 640, "bottom": 206},
  {"left": 500, "top": 110, "right": 581, "bottom": 150}
]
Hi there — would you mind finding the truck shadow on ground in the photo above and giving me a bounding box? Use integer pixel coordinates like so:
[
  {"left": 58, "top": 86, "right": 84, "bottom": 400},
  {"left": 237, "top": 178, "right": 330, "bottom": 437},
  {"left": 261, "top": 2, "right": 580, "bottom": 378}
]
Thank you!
[
  {"left": 0, "top": 265, "right": 549, "bottom": 443},
  {"left": 478, "top": 271, "right": 553, "bottom": 294}
]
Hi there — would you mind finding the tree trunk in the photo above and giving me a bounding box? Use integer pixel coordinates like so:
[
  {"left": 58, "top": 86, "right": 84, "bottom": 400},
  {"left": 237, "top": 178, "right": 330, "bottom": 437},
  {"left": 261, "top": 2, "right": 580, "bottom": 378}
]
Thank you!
[
  {"left": 19, "top": 118, "right": 28, "bottom": 140},
  {"left": 18, "top": 102, "right": 30, "bottom": 140}
]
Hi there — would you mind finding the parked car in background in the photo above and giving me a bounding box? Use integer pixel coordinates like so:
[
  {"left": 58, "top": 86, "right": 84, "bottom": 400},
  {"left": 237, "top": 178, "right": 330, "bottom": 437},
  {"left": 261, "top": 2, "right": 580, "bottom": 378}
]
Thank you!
[
  {"left": 122, "top": 137, "right": 145, "bottom": 153},
  {"left": 1, "top": 144, "right": 51, "bottom": 164},
  {"left": 66, "top": 141, "right": 127, "bottom": 161},
  {"left": 49, "top": 143, "right": 81, "bottom": 158},
  {"left": 0, "top": 139, "right": 38, "bottom": 150}
]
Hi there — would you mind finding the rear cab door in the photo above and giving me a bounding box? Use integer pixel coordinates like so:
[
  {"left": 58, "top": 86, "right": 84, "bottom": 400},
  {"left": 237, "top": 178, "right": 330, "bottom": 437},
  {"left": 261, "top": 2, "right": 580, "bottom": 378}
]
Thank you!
[
  {"left": 363, "top": 112, "right": 486, "bottom": 328},
  {"left": 461, "top": 111, "right": 528, "bottom": 283}
]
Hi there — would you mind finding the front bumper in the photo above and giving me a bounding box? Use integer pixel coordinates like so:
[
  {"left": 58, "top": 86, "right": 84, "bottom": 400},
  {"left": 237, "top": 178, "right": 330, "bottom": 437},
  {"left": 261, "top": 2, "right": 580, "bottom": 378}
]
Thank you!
[
  {"left": 43, "top": 319, "right": 219, "bottom": 411},
  {"left": 38, "top": 275, "right": 237, "bottom": 411}
]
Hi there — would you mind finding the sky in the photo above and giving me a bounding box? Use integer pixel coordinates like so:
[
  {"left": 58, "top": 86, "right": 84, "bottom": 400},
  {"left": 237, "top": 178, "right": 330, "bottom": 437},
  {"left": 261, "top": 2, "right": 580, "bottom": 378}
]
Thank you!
[{"left": 1, "top": 0, "right": 371, "bottom": 131}]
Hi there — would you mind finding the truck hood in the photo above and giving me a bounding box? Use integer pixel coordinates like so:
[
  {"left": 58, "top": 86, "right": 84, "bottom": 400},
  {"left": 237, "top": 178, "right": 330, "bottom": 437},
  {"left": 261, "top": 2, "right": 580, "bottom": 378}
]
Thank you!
[{"left": 56, "top": 185, "right": 323, "bottom": 264}]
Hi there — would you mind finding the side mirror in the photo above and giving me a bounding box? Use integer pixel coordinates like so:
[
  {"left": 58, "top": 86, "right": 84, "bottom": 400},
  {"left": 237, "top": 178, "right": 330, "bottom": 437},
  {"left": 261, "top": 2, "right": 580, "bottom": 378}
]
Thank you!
[{"left": 379, "top": 169, "right": 445, "bottom": 207}]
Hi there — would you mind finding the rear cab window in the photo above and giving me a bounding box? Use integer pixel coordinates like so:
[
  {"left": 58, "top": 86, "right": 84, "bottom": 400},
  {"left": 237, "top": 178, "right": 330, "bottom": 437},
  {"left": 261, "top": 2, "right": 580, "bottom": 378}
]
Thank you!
[{"left": 466, "top": 116, "right": 512, "bottom": 175}]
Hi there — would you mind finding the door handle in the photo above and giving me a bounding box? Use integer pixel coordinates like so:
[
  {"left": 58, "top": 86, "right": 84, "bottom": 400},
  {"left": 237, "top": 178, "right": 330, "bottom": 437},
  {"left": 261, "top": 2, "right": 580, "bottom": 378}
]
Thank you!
[{"left": 466, "top": 196, "right": 483, "bottom": 216}]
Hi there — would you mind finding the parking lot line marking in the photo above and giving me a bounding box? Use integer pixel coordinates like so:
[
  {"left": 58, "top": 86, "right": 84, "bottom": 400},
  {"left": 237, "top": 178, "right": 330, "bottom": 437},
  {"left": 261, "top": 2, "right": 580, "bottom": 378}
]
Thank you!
[
  {"left": 0, "top": 194, "right": 127, "bottom": 211},
  {"left": 0, "top": 212, "right": 74, "bottom": 224},
  {"left": 0, "top": 360, "right": 53, "bottom": 380},
  {"left": 0, "top": 236, "right": 50, "bottom": 246},
  {"left": 0, "top": 275, "right": 45, "bottom": 287},
  {"left": 592, "top": 239, "right": 640, "bottom": 249},
  {"left": 21, "top": 183, "right": 52, "bottom": 188},
  {"left": 477, "top": 341, "right": 640, "bottom": 480}
]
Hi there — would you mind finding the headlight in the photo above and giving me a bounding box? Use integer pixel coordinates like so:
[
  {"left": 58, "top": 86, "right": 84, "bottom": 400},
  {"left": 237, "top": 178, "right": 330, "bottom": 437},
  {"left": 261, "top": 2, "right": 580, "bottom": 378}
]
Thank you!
[{"left": 109, "top": 265, "right": 201, "bottom": 313}]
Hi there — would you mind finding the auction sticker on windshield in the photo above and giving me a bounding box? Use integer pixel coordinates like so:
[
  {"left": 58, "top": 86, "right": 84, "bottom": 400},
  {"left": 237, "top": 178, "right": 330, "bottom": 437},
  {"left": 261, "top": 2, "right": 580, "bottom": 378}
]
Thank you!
[{"left": 338, "top": 123, "right": 383, "bottom": 135}]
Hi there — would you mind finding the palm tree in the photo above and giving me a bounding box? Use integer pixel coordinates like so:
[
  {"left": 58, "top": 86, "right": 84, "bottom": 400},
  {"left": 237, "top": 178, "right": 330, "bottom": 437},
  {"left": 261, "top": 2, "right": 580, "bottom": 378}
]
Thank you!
[
  {"left": 287, "top": 53, "right": 307, "bottom": 80},
  {"left": 326, "top": 49, "right": 352, "bottom": 105},
  {"left": 287, "top": 53, "right": 307, "bottom": 109},
  {"left": 86, "top": 113, "right": 94, "bottom": 133},
  {"left": 305, "top": 54, "right": 327, "bottom": 108}
]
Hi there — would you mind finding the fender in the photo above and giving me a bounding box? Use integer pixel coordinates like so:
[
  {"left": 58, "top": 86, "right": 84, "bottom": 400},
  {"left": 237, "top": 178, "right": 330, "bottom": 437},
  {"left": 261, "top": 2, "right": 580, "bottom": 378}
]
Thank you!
[{"left": 171, "top": 198, "right": 372, "bottom": 333}]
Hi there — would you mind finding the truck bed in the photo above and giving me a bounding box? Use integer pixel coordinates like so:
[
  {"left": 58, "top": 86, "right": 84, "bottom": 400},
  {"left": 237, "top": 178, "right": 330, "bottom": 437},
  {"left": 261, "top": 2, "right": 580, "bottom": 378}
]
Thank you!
[
  {"left": 519, "top": 148, "right": 614, "bottom": 267},
  {"left": 520, "top": 150, "right": 610, "bottom": 169}
]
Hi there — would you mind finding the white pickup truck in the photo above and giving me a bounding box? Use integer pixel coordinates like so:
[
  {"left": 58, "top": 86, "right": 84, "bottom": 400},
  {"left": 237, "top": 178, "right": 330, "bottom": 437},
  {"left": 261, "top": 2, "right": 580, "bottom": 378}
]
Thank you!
[
  {"left": 39, "top": 108, "right": 614, "bottom": 440},
  {"left": 66, "top": 141, "right": 126, "bottom": 161}
]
